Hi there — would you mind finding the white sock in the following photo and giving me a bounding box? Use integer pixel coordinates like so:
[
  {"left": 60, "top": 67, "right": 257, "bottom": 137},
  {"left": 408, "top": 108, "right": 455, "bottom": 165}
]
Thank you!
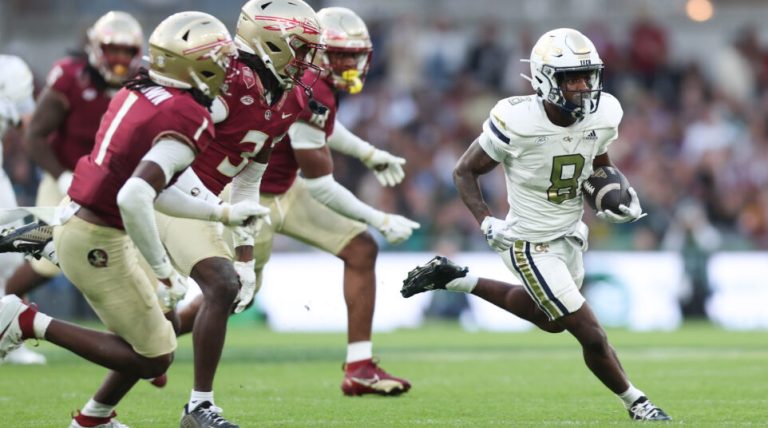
[
  {"left": 81, "top": 398, "right": 114, "bottom": 418},
  {"left": 446, "top": 274, "right": 478, "bottom": 293},
  {"left": 189, "top": 390, "right": 214, "bottom": 411},
  {"left": 346, "top": 341, "right": 372, "bottom": 363},
  {"left": 618, "top": 384, "right": 645, "bottom": 409},
  {"left": 33, "top": 311, "right": 53, "bottom": 339}
]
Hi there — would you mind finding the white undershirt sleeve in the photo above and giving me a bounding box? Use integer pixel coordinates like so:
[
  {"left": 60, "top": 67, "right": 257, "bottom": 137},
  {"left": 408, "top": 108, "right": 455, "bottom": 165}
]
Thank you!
[
  {"left": 326, "top": 120, "right": 375, "bottom": 160},
  {"left": 117, "top": 139, "right": 196, "bottom": 279},
  {"left": 303, "top": 174, "right": 386, "bottom": 227},
  {"left": 155, "top": 184, "right": 224, "bottom": 222},
  {"left": 141, "top": 138, "right": 196, "bottom": 184},
  {"left": 210, "top": 96, "right": 229, "bottom": 124},
  {"left": 230, "top": 161, "right": 267, "bottom": 204},
  {"left": 288, "top": 121, "right": 327, "bottom": 150},
  {"left": 118, "top": 177, "right": 173, "bottom": 278}
]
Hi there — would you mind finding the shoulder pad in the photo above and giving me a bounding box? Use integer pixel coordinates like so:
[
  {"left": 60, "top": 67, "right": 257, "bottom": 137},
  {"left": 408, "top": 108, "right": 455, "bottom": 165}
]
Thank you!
[
  {"left": 488, "top": 95, "right": 540, "bottom": 140},
  {"left": 591, "top": 92, "right": 623, "bottom": 129}
]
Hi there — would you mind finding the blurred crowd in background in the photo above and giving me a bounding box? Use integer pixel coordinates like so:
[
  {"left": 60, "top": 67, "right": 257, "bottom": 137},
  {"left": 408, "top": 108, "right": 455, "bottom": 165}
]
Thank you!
[
  {"left": 3, "top": 1, "right": 768, "bottom": 257},
  {"left": 3, "top": 0, "right": 768, "bottom": 321}
]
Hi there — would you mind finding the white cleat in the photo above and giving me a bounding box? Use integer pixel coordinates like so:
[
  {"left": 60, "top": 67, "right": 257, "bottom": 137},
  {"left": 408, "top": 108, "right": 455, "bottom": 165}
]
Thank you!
[
  {"left": 0, "top": 294, "right": 28, "bottom": 358},
  {"left": 2, "top": 343, "right": 46, "bottom": 365}
]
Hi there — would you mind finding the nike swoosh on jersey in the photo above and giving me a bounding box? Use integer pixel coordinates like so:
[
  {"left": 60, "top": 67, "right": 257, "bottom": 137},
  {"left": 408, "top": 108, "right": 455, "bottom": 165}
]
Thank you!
[{"left": 281, "top": 113, "right": 292, "bottom": 119}]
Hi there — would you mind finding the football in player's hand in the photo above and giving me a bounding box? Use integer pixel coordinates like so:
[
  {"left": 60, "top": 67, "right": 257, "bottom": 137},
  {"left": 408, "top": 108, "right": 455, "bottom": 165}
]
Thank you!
[{"left": 582, "top": 166, "right": 631, "bottom": 214}]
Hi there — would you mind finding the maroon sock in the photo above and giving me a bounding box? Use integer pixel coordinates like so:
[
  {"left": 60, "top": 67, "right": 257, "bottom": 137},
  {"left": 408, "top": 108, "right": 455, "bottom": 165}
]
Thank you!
[{"left": 17, "top": 306, "right": 37, "bottom": 340}]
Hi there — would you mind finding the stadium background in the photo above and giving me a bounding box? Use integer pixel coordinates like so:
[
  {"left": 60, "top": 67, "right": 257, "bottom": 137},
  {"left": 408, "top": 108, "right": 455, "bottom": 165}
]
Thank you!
[{"left": 2, "top": 0, "right": 768, "bottom": 328}]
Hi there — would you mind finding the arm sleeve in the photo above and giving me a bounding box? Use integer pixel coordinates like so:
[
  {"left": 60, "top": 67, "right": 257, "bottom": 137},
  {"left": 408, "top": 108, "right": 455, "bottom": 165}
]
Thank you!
[
  {"left": 303, "top": 174, "right": 386, "bottom": 227},
  {"left": 141, "top": 138, "right": 196, "bottom": 184},
  {"left": 326, "top": 120, "right": 375, "bottom": 160},
  {"left": 117, "top": 177, "right": 173, "bottom": 278},
  {"left": 230, "top": 161, "right": 267, "bottom": 204},
  {"left": 288, "top": 121, "right": 327, "bottom": 150},
  {"left": 210, "top": 96, "right": 229, "bottom": 124},
  {"left": 118, "top": 139, "right": 202, "bottom": 278},
  {"left": 155, "top": 184, "right": 224, "bottom": 222},
  {"left": 172, "top": 168, "right": 220, "bottom": 202}
]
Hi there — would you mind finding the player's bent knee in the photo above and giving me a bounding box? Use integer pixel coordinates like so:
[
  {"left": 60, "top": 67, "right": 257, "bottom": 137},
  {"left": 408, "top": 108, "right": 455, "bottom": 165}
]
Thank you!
[
  {"left": 581, "top": 330, "right": 610, "bottom": 356},
  {"left": 340, "top": 232, "right": 378, "bottom": 267},
  {"left": 139, "top": 353, "right": 173, "bottom": 379},
  {"left": 538, "top": 321, "right": 566, "bottom": 334},
  {"left": 192, "top": 258, "right": 240, "bottom": 303}
]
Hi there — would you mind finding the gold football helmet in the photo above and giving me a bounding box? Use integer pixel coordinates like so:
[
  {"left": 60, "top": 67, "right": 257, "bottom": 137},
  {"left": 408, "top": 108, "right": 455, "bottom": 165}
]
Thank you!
[
  {"left": 235, "top": 0, "right": 325, "bottom": 91},
  {"left": 147, "top": 11, "right": 236, "bottom": 98},
  {"left": 317, "top": 7, "right": 372, "bottom": 94},
  {"left": 86, "top": 11, "right": 144, "bottom": 85}
]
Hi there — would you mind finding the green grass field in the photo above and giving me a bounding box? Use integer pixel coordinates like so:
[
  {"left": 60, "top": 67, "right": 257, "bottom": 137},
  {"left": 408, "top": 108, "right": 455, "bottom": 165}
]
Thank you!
[{"left": 1, "top": 319, "right": 765, "bottom": 427}]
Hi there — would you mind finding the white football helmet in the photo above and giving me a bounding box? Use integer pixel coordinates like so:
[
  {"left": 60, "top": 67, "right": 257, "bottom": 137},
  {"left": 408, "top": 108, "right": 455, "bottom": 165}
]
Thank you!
[
  {"left": 0, "top": 55, "right": 34, "bottom": 135},
  {"left": 317, "top": 7, "right": 373, "bottom": 94},
  {"left": 522, "top": 28, "right": 604, "bottom": 119},
  {"left": 86, "top": 11, "right": 144, "bottom": 85},
  {"left": 235, "top": 0, "right": 325, "bottom": 92}
]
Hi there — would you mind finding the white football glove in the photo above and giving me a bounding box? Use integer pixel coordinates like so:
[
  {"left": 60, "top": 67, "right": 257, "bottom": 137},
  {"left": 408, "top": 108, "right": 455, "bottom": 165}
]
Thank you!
[
  {"left": 481, "top": 216, "right": 517, "bottom": 252},
  {"left": 596, "top": 187, "right": 647, "bottom": 224},
  {"left": 363, "top": 148, "right": 406, "bottom": 187},
  {"left": 156, "top": 269, "right": 188, "bottom": 313},
  {"left": 221, "top": 200, "right": 270, "bottom": 227},
  {"left": 0, "top": 96, "right": 20, "bottom": 135},
  {"left": 233, "top": 260, "right": 257, "bottom": 314},
  {"left": 376, "top": 214, "right": 420, "bottom": 245}
]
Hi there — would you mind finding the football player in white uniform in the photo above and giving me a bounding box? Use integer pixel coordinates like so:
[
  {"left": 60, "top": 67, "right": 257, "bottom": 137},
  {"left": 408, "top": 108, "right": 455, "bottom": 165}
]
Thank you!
[
  {"left": 401, "top": 28, "right": 670, "bottom": 421},
  {"left": 0, "top": 55, "right": 48, "bottom": 365}
]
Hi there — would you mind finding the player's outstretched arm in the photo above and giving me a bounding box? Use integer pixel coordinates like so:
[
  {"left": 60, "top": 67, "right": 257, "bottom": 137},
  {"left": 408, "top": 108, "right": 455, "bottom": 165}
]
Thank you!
[
  {"left": 117, "top": 138, "right": 195, "bottom": 310},
  {"left": 304, "top": 173, "right": 419, "bottom": 245},
  {"left": 294, "top": 140, "right": 419, "bottom": 245},
  {"left": 327, "top": 120, "right": 406, "bottom": 187},
  {"left": 229, "top": 161, "right": 271, "bottom": 313}
]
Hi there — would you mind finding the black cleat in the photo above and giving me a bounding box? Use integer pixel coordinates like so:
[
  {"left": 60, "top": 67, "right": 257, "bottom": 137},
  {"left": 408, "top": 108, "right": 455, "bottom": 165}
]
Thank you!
[
  {"left": 400, "top": 255, "right": 468, "bottom": 298},
  {"left": 628, "top": 396, "right": 672, "bottom": 421},
  {"left": 0, "top": 222, "right": 53, "bottom": 259},
  {"left": 180, "top": 401, "right": 239, "bottom": 428}
]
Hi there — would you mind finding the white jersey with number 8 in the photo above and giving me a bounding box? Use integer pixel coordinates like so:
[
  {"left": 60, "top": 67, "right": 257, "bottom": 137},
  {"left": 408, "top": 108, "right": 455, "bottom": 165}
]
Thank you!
[{"left": 477, "top": 93, "right": 622, "bottom": 243}]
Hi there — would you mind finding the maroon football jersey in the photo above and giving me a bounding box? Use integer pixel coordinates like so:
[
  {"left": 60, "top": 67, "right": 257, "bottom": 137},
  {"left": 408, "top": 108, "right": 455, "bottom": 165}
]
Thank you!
[
  {"left": 46, "top": 57, "right": 113, "bottom": 171},
  {"left": 68, "top": 86, "right": 214, "bottom": 229},
  {"left": 261, "top": 70, "right": 337, "bottom": 195},
  {"left": 191, "top": 58, "right": 307, "bottom": 196}
]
